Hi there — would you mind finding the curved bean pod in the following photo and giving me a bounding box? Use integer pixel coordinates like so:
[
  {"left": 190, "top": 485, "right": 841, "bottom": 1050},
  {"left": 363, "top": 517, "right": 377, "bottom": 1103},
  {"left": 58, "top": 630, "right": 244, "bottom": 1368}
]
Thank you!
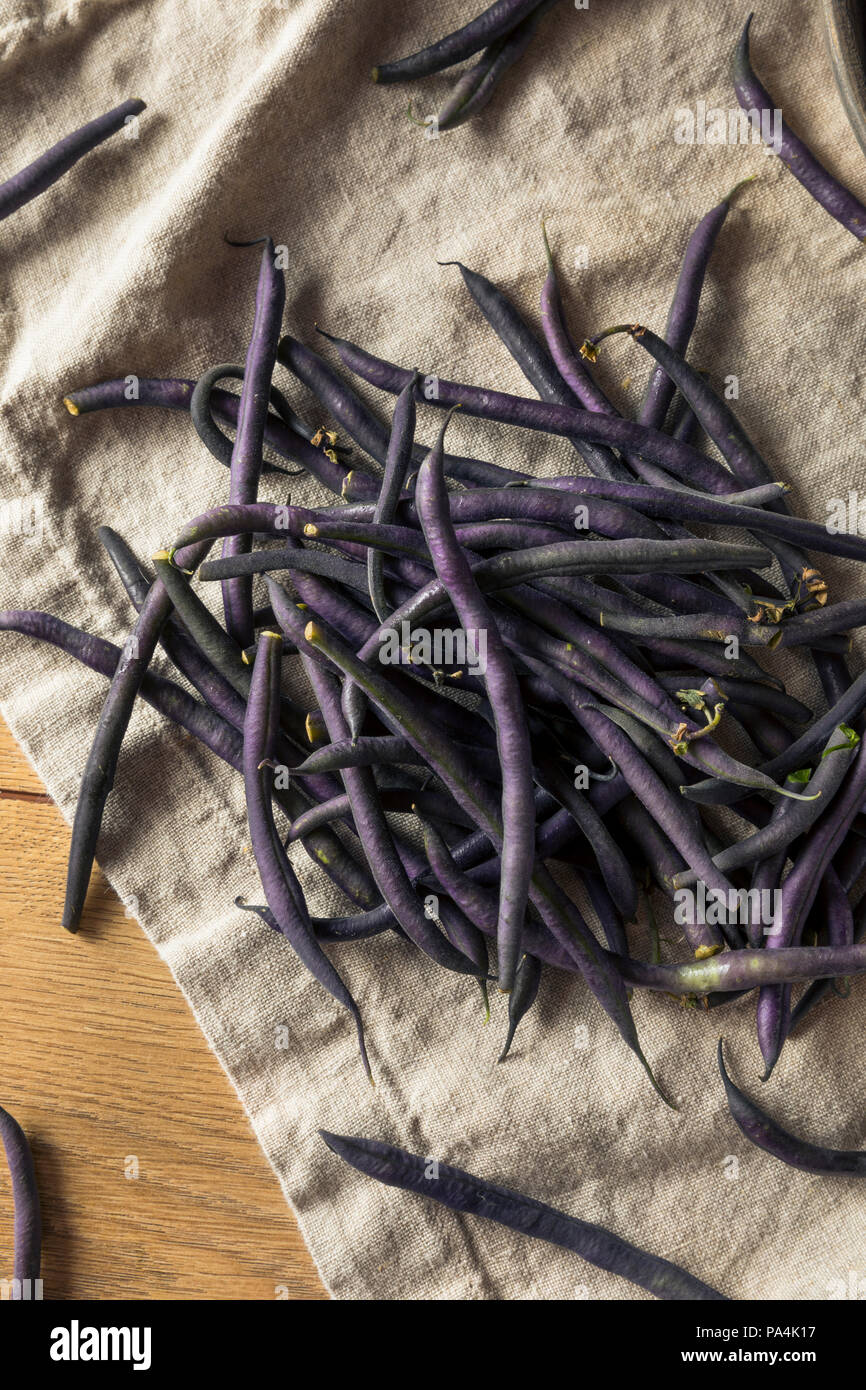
[
  {"left": 718, "top": 1041, "right": 866, "bottom": 1175},
  {"left": 371, "top": 0, "right": 544, "bottom": 83},
  {"left": 733, "top": 14, "right": 866, "bottom": 241}
]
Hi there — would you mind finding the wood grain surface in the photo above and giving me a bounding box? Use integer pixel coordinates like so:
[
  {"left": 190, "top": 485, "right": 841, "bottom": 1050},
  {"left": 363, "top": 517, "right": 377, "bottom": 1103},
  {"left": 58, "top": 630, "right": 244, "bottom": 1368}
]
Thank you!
[{"left": 0, "top": 715, "right": 327, "bottom": 1301}]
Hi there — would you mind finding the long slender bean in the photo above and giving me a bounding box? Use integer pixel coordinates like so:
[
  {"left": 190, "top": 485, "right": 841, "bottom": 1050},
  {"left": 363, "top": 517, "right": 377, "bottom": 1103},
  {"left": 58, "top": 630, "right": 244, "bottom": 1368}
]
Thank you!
[{"left": 319, "top": 1131, "right": 727, "bottom": 1299}]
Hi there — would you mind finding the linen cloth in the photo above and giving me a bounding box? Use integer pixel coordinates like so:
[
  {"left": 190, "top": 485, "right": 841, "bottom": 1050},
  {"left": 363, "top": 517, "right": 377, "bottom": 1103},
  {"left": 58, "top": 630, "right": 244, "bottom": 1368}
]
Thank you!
[{"left": 1, "top": 0, "right": 864, "bottom": 1300}]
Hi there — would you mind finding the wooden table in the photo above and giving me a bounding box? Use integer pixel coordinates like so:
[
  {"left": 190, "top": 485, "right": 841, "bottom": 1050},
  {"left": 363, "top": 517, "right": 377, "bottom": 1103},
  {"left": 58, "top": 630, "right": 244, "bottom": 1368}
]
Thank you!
[{"left": 0, "top": 716, "right": 327, "bottom": 1300}]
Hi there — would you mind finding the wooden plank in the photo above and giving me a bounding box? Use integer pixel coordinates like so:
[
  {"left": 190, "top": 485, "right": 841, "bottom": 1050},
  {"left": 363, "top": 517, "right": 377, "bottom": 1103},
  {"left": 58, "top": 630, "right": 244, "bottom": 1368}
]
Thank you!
[{"left": 0, "top": 714, "right": 328, "bottom": 1301}]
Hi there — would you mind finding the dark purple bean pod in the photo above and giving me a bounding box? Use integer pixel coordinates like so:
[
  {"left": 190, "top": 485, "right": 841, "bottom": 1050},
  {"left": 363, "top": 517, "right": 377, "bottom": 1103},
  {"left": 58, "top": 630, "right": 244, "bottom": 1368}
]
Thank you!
[
  {"left": 733, "top": 15, "right": 866, "bottom": 241},
  {"left": 316, "top": 328, "right": 770, "bottom": 492},
  {"left": 63, "top": 377, "right": 348, "bottom": 491},
  {"left": 0, "top": 1103, "right": 41, "bottom": 1295},
  {"left": 789, "top": 890, "right": 866, "bottom": 1033},
  {"left": 532, "top": 749, "right": 637, "bottom": 919},
  {"left": 498, "top": 950, "right": 542, "bottom": 1060},
  {"left": 371, "top": 0, "right": 545, "bottom": 82},
  {"left": 287, "top": 787, "right": 476, "bottom": 841},
  {"left": 0, "top": 98, "right": 145, "bottom": 222},
  {"left": 61, "top": 528, "right": 213, "bottom": 931},
  {"left": 415, "top": 414, "right": 534, "bottom": 990},
  {"left": 639, "top": 179, "right": 754, "bottom": 431},
  {"left": 303, "top": 619, "right": 666, "bottom": 1098},
  {"left": 319, "top": 1130, "right": 727, "bottom": 1299},
  {"left": 430, "top": 0, "right": 562, "bottom": 130},
  {"left": 718, "top": 1040, "right": 866, "bottom": 1175},
  {"left": 809, "top": 865, "right": 854, "bottom": 948},
  {"left": 219, "top": 238, "right": 286, "bottom": 648},
  {"left": 199, "top": 545, "right": 371, "bottom": 593},
  {"left": 614, "top": 798, "right": 688, "bottom": 897},
  {"left": 442, "top": 258, "right": 630, "bottom": 483},
  {"left": 278, "top": 334, "right": 522, "bottom": 487},
  {"left": 599, "top": 608, "right": 780, "bottom": 647},
  {"left": 618, "top": 941, "right": 866, "bottom": 995},
  {"left": 584, "top": 871, "right": 629, "bottom": 956},
  {"left": 99, "top": 526, "right": 250, "bottom": 732},
  {"left": 289, "top": 734, "right": 503, "bottom": 782},
  {"left": 758, "top": 673, "right": 866, "bottom": 780},
  {"left": 189, "top": 364, "right": 307, "bottom": 474},
  {"left": 673, "top": 728, "right": 858, "bottom": 889},
  {"left": 758, "top": 738, "right": 866, "bottom": 1078},
  {"left": 745, "top": 779, "right": 802, "bottom": 949},
  {"left": 813, "top": 651, "right": 853, "bottom": 710},
  {"left": 778, "top": 599, "right": 866, "bottom": 645},
  {"left": 369, "top": 375, "right": 419, "bottom": 622},
  {"left": 235, "top": 895, "right": 391, "bottom": 944},
  {"left": 243, "top": 632, "right": 372, "bottom": 1079}
]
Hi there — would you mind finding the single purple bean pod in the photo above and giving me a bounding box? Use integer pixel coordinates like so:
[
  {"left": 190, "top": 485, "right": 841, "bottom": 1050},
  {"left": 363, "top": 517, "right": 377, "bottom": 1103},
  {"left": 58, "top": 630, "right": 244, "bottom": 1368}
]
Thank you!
[
  {"left": 236, "top": 895, "right": 391, "bottom": 944},
  {"left": 0, "top": 1103, "right": 41, "bottom": 1295},
  {"left": 498, "top": 950, "right": 542, "bottom": 1060},
  {"left": 315, "top": 328, "right": 769, "bottom": 492},
  {"left": 789, "top": 888, "right": 866, "bottom": 1032},
  {"left": 414, "top": 413, "right": 535, "bottom": 989},
  {"left": 371, "top": 0, "right": 545, "bottom": 82},
  {"left": 733, "top": 14, "right": 866, "bottom": 242},
  {"left": 63, "top": 377, "right": 348, "bottom": 491},
  {"left": 639, "top": 178, "right": 755, "bottom": 431},
  {"left": 718, "top": 1041, "right": 866, "bottom": 1175},
  {"left": 759, "top": 736, "right": 866, "bottom": 1078},
  {"left": 584, "top": 870, "right": 630, "bottom": 956},
  {"left": 220, "top": 239, "right": 286, "bottom": 648},
  {"left": 617, "top": 941, "right": 866, "bottom": 994},
  {"left": 0, "top": 98, "right": 145, "bottom": 222},
  {"left": 744, "top": 771, "right": 812, "bottom": 947},
  {"left": 61, "top": 527, "right": 212, "bottom": 932},
  {"left": 810, "top": 865, "right": 854, "bottom": 948},
  {"left": 244, "top": 632, "right": 372, "bottom": 1079},
  {"left": 320, "top": 1130, "right": 727, "bottom": 1299},
  {"left": 441, "top": 257, "right": 629, "bottom": 482}
]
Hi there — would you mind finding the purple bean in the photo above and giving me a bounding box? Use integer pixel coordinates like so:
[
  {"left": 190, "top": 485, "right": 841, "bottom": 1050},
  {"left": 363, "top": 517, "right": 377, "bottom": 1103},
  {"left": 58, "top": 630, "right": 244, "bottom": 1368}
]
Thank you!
[
  {"left": 63, "top": 377, "right": 348, "bottom": 491},
  {"left": 243, "top": 632, "right": 372, "bottom": 1078},
  {"left": 733, "top": 14, "right": 866, "bottom": 242},
  {"left": 319, "top": 1130, "right": 727, "bottom": 1299},
  {"left": 430, "top": 0, "right": 562, "bottom": 130},
  {"left": 414, "top": 414, "right": 534, "bottom": 989},
  {"left": 0, "top": 1103, "right": 41, "bottom": 1294},
  {"left": 718, "top": 1041, "right": 866, "bottom": 1175},
  {"left": 0, "top": 99, "right": 145, "bottom": 222},
  {"left": 371, "top": 0, "right": 545, "bottom": 82},
  {"left": 639, "top": 178, "right": 755, "bottom": 431},
  {"left": 220, "top": 239, "right": 286, "bottom": 647}
]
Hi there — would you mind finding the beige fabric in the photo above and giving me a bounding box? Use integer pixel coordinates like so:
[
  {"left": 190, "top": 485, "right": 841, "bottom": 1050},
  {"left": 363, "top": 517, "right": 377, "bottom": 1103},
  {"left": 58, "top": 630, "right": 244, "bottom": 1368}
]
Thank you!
[{"left": 1, "top": 0, "right": 864, "bottom": 1301}]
